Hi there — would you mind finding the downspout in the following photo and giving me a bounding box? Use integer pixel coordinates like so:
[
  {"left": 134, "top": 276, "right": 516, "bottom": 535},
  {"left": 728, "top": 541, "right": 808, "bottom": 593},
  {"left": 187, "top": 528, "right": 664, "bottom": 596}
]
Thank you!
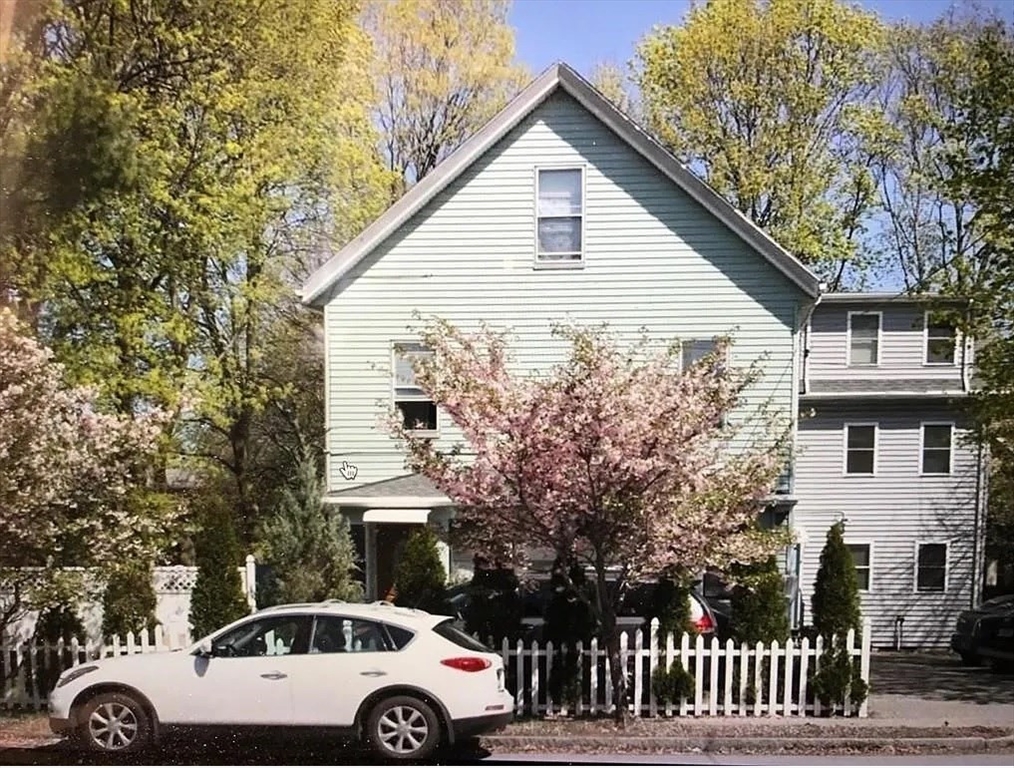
[{"left": 798, "top": 286, "right": 825, "bottom": 396}]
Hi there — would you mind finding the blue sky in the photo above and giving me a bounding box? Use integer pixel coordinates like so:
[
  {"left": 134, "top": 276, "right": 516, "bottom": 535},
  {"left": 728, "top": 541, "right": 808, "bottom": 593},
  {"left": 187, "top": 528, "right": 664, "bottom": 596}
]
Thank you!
[{"left": 509, "top": 0, "right": 1014, "bottom": 75}]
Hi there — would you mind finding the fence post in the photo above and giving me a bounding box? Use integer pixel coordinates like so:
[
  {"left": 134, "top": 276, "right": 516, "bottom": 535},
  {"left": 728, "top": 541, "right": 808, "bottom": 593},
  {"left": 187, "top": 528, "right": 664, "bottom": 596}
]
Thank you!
[
  {"left": 708, "top": 636, "right": 719, "bottom": 716},
  {"left": 633, "top": 628, "right": 643, "bottom": 718},
  {"left": 723, "top": 638, "right": 735, "bottom": 715},
  {"left": 678, "top": 632, "right": 689, "bottom": 717},
  {"left": 245, "top": 554, "right": 257, "bottom": 612},
  {"left": 752, "top": 641, "right": 764, "bottom": 717},
  {"left": 859, "top": 619, "right": 872, "bottom": 718},
  {"left": 648, "top": 618, "right": 659, "bottom": 718},
  {"left": 768, "top": 639, "right": 780, "bottom": 716},
  {"left": 783, "top": 636, "right": 794, "bottom": 716},
  {"left": 590, "top": 636, "right": 599, "bottom": 716},
  {"left": 738, "top": 639, "right": 748, "bottom": 717},
  {"left": 844, "top": 628, "right": 856, "bottom": 717},
  {"left": 798, "top": 635, "right": 811, "bottom": 716}
]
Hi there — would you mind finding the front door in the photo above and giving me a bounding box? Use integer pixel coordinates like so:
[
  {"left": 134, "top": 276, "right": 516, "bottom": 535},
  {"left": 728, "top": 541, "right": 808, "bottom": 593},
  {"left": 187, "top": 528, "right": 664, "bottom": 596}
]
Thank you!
[
  {"left": 375, "top": 524, "right": 419, "bottom": 599},
  {"left": 158, "top": 614, "right": 312, "bottom": 725}
]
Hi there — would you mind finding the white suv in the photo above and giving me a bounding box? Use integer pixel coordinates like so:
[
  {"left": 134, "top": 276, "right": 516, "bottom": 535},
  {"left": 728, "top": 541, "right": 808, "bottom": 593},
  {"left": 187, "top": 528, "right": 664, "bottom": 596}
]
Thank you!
[{"left": 49, "top": 601, "right": 514, "bottom": 760}]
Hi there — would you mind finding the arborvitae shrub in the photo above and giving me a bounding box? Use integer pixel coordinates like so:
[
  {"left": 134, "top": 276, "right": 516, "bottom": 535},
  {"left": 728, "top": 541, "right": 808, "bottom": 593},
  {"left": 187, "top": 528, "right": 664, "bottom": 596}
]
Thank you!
[
  {"left": 810, "top": 521, "right": 867, "bottom": 714},
  {"left": 651, "top": 578, "right": 694, "bottom": 640},
  {"left": 728, "top": 557, "right": 789, "bottom": 644},
  {"left": 393, "top": 526, "right": 447, "bottom": 612},
  {"left": 101, "top": 561, "right": 157, "bottom": 640},
  {"left": 257, "top": 456, "right": 363, "bottom": 605},
  {"left": 190, "top": 497, "right": 249, "bottom": 639},
  {"left": 651, "top": 659, "right": 695, "bottom": 705},
  {"left": 544, "top": 557, "right": 597, "bottom": 707},
  {"left": 463, "top": 557, "right": 523, "bottom": 642}
]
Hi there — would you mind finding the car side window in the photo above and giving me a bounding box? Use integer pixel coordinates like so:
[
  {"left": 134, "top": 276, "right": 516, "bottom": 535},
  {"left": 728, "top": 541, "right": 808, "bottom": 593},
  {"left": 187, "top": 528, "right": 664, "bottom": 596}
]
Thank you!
[
  {"left": 310, "top": 616, "right": 391, "bottom": 654},
  {"left": 212, "top": 615, "right": 312, "bottom": 658}
]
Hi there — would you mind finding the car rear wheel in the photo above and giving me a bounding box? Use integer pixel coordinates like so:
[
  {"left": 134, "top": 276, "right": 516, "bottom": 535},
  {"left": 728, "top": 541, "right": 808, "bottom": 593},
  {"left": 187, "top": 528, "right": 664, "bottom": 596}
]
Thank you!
[
  {"left": 77, "top": 692, "right": 152, "bottom": 753},
  {"left": 365, "top": 695, "right": 441, "bottom": 761}
]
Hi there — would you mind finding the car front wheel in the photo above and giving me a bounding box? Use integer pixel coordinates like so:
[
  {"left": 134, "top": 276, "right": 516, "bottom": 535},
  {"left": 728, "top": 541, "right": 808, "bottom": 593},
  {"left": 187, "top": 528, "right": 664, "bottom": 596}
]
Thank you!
[
  {"left": 365, "top": 695, "right": 441, "bottom": 761},
  {"left": 77, "top": 692, "right": 152, "bottom": 753}
]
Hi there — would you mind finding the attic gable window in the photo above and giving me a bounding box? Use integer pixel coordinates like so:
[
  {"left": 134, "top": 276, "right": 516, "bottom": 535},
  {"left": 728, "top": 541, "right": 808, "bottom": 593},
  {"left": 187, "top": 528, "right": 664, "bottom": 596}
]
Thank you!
[
  {"left": 393, "top": 342, "right": 437, "bottom": 433},
  {"left": 536, "top": 168, "right": 584, "bottom": 263}
]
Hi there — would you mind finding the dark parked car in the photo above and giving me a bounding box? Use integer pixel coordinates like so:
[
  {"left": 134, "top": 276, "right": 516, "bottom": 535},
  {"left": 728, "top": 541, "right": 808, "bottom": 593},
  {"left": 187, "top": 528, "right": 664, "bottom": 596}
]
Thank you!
[
  {"left": 950, "top": 593, "right": 1014, "bottom": 665},
  {"left": 975, "top": 604, "right": 1014, "bottom": 672}
]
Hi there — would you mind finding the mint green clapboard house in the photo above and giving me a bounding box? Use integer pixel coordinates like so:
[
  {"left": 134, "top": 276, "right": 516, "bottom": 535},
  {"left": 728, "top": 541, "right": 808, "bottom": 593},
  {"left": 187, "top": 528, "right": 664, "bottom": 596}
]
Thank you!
[{"left": 301, "top": 62, "right": 820, "bottom": 611}]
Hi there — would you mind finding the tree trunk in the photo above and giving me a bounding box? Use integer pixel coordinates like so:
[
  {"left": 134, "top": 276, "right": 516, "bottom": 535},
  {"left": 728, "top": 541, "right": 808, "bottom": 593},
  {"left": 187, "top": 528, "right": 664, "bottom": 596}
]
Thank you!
[
  {"left": 230, "top": 407, "right": 256, "bottom": 546},
  {"left": 594, "top": 561, "right": 628, "bottom": 726}
]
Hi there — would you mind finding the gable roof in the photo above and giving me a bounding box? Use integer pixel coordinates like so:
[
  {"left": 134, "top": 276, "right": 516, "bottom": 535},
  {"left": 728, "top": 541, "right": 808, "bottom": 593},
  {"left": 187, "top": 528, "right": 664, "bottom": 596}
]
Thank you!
[{"left": 301, "top": 62, "right": 822, "bottom": 306}]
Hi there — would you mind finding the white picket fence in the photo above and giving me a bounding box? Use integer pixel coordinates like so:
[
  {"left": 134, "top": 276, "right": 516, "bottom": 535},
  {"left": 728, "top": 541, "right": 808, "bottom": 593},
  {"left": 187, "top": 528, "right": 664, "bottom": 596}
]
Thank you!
[{"left": 2, "top": 619, "right": 872, "bottom": 718}]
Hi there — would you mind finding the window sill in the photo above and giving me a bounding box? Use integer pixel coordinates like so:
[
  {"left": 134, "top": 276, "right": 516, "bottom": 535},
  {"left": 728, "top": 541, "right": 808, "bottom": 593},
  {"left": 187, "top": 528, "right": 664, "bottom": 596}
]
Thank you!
[
  {"left": 533, "top": 259, "right": 585, "bottom": 270},
  {"left": 919, "top": 472, "right": 953, "bottom": 478},
  {"left": 846, "top": 363, "right": 881, "bottom": 368},
  {"left": 842, "top": 473, "right": 876, "bottom": 478},
  {"left": 922, "top": 362, "right": 957, "bottom": 367}
]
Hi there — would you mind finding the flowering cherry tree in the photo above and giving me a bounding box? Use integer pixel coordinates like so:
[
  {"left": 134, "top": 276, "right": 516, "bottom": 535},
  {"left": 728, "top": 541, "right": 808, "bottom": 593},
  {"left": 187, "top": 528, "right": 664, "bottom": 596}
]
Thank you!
[
  {"left": 0, "top": 308, "right": 178, "bottom": 636},
  {"left": 385, "top": 316, "right": 792, "bottom": 721}
]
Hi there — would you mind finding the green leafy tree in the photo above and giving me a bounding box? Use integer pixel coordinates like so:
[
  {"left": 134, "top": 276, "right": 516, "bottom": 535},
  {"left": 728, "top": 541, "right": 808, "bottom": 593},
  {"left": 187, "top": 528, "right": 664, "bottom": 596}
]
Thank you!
[
  {"left": 363, "top": 0, "right": 528, "bottom": 190},
  {"left": 189, "top": 496, "right": 249, "bottom": 640},
  {"left": 393, "top": 526, "right": 447, "bottom": 612},
  {"left": 256, "top": 456, "right": 363, "bottom": 605},
  {"left": 810, "top": 521, "right": 867, "bottom": 713},
  {"left": 728, "top": 557, "right": 790, "bottom": 644},
  {"left": 101, "top": 561, "right": 158, "bottom": 641},
  {"left": 635, "top": 0, "right": 886, "bottom": 287}
]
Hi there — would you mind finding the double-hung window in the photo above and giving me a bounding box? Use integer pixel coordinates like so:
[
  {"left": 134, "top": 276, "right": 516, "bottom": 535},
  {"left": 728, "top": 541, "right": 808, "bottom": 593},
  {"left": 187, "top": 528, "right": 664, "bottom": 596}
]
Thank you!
[
  {"left": 536, "top": 168, "right": 583, "bottom": 263},
  {"left": 924, "top": 313, "right": 958, "bottom": 365},
  {"left": 848, "top": 312, "right": 881, "bottom": 366},
  {"left": 393, "top": 342, "right": 437, "bottom": 433},
  {"left": 921, "top": 423, "right": 953, "bottom": 475},
  {"left": 916, "top": 543, "right": 947, "bottom": 592},
  {"left": 846, "top": 544, "right": 872, "bottom": 592},
  {"left": 844, "top": 424, "right": 876, "bottom": 475}
]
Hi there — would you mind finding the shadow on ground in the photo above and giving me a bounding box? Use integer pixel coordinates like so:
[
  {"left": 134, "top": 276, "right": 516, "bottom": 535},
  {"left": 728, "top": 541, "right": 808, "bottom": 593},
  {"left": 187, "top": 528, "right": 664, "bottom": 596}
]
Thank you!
[
  {"left": 870, "top": 653, "right": 1014, "bottom": 705},
  {"left": 0, "top": 735, "right": 495, "bottom": 766}
]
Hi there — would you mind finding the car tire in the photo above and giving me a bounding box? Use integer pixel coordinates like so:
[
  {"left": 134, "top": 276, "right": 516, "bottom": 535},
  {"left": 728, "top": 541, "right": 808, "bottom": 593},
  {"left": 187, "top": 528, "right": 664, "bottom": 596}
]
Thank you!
[
  {"left": 76, "top": 691, "right": 152, "bottom": 754},
  {"left": 365, "top": 695, "right": 441, "bottom": 761},
  {"left": 959, "top": 652, "right": 981, "bottom": 666}
]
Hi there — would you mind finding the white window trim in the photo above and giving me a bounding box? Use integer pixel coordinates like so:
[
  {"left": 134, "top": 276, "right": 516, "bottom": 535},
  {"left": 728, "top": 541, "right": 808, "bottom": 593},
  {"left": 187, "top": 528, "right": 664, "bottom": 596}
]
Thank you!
[
  {"left": 923, "top": 310, "right": 959, "bottom": 366},
  {"left": 391, "top": 341, "right": 439, "bottom": 437},
  {"left": 845, "top": 541, "right": 874, "bottom": 594},
  {"left": 913, "top": 540, "right": 949, "bottom": 594},
  {"left": 842, "top": 422, "right": 878, "bottom": 477},
  {"left": 534, "top": 165, "right": 586, "bottom": 269},
  {"left": 919, "top": 421, "right": 954, "bottom": 476},
  {"left": 846, "top": 311, "right": 882, "bottom": 367}
]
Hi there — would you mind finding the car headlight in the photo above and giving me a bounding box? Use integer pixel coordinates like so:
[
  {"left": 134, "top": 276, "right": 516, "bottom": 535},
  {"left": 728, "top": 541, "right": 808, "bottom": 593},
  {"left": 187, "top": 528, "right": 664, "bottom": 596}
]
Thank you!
[{"left": 56, "top": 665, "right": 99, "bottom": 688}]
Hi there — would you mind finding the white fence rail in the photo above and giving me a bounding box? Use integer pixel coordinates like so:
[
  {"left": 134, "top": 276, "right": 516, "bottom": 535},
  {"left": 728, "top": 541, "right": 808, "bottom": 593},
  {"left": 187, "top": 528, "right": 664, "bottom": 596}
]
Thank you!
[{"left": 2, "top": 618, "right": 871, "bottom": 718}]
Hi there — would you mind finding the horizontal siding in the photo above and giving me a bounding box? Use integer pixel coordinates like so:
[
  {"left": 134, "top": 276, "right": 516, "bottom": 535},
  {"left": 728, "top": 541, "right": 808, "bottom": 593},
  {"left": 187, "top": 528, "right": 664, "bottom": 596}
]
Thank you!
[
  {"left": 809, "top": 303, "right": 969, "bottom": 383},
  {"left": 325, "top": 92, "right": 804, "bottom": 489},
  {"left": 793, "top": 402, "right": 981, "bottom": 649}
]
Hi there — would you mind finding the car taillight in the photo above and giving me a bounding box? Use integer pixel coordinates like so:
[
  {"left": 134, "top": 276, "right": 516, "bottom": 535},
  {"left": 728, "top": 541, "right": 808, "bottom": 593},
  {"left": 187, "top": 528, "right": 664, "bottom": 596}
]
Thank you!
[
  {"left": 695, "top": 613, "right": 715, "bottom": 633},
  {"left": 440, "top": 657, "right": 492, "bottom": 672}
]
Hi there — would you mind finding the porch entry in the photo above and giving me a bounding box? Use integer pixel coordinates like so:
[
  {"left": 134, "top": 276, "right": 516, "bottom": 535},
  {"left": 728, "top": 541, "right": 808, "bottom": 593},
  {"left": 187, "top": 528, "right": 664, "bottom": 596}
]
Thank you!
[{"left": 374, "top": 523, "right": 420, "bottom": 601}]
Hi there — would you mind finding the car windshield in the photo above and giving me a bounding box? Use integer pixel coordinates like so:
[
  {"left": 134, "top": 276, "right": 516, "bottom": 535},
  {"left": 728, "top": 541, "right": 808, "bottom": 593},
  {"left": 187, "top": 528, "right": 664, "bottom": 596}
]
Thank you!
[
  {"left": 981, "top": 594, "right": 1014, "bottom": 608},
  {"left": 433, "top": 619, "right": 494, "bottom": 653}
]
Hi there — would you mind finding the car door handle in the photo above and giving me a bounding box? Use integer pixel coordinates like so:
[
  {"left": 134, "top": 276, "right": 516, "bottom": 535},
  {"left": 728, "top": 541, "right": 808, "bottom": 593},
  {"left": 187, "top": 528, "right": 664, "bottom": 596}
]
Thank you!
[
  {"left": 359, "top": 670, "right": 387, "bottom": 678},
  {"left": 260, "top": 671, "right": 288, "bottom": 680}
]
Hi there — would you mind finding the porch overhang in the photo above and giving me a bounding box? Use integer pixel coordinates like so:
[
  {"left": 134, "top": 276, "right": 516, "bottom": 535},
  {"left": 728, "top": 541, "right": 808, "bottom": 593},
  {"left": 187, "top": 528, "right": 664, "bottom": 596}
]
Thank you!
[
  {"left": 362, "top": 508, "right": 431, "bottom": 524},
  {"left": 323, "top": 494, "right": 451, "bottom": 507}
]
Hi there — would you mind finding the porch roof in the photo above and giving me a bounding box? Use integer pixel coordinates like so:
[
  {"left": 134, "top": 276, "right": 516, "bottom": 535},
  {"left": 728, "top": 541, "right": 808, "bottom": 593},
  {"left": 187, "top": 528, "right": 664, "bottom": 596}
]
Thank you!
[{"left": 324, "top": 473, "right": 451, "bottom": 507}]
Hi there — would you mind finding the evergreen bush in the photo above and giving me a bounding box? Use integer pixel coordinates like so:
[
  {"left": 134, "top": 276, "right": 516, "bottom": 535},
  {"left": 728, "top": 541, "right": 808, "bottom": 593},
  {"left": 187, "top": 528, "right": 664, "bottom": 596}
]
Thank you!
[
  {"left": 393, "top": 525, "right": 447, "bottom": 612},
  {"left": 189, "top": 496, "right": 249, "bottom": 639},
  {"left": 544, "top": 557, "right": 597, "bottom": 708},
  {"left": 810, "top": 521, "right": 867, "bottom": 714},
  {"left": 728, "top": 557, "right": 789, "bottom": 644},
  {"left": 101, "top": 561, "right": 158, "bottom": 640},
  {"left": 651, "top": 578, "right": 694, "bottom": 640},
  {"left": 463, "top": 555, "right": 523, "bottom": 642},
  {"left": 651, "top": 659, "right": 695, "bottom": 705},
  {"left": 257, "top": 456, "right": 363, "bottom": 606}
]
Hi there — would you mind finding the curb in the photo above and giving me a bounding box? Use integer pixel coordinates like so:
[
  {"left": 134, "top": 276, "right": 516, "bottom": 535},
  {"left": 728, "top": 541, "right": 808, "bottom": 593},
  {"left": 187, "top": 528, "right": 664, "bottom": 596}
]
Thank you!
[{"left": 483, "top": 734, "right": 1012, "bottom": 754}]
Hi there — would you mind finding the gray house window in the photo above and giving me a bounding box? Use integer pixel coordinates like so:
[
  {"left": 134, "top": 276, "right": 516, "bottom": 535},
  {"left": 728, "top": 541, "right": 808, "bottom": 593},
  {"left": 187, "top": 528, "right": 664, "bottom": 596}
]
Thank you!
[
  {"left": 536, "top": 168, "right": 583, "bottom": 262},
  {"left": 848, "top": 312, "right": 880, "bottom": 366},
  {"left": 681, "top": 338, "right": 718, "bottom": 369},
  {"left": 916, "top": 543, "right": 947, "bottom": 592},
  {"left": 921, "top": 424, "right": 953, "bottom": 475},
  {"left": 925, "top": 315, "right": 957, "bottom": 365},
  {"left": 393, "top": 342, "right": 437, "bottom": 432},
  {"left": 844, "top": 424, "right": 876, "bottom": 475},
  {"left": 846, "top": 544, "right": 871, "bottom": 591}
]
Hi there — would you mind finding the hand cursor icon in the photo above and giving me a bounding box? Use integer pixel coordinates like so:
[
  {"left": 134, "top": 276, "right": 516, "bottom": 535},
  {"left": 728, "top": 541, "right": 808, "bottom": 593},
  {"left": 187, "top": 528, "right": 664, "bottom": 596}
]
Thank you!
[{"left": 339, "top": 461, "right": 358, "bottom": 481}]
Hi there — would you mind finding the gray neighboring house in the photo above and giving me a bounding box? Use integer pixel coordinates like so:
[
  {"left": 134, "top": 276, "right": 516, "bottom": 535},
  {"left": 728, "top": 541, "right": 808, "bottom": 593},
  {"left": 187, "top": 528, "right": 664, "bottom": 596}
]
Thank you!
[{"left": 793, "top": 293, "right": 987, "bottom": 650}]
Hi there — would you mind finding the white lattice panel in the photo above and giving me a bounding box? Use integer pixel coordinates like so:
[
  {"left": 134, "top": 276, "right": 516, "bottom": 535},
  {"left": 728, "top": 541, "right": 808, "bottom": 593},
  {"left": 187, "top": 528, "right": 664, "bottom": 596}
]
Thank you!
[{"left": 153, "top": 566, "right": 199, "bottom": 593}]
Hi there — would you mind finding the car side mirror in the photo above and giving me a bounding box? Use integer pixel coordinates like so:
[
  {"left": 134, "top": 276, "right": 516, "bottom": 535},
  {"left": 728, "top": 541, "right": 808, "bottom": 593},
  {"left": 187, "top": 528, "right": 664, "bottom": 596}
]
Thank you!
[{"left": 196, "top": 639, "right": 213, "bottom": 657}]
